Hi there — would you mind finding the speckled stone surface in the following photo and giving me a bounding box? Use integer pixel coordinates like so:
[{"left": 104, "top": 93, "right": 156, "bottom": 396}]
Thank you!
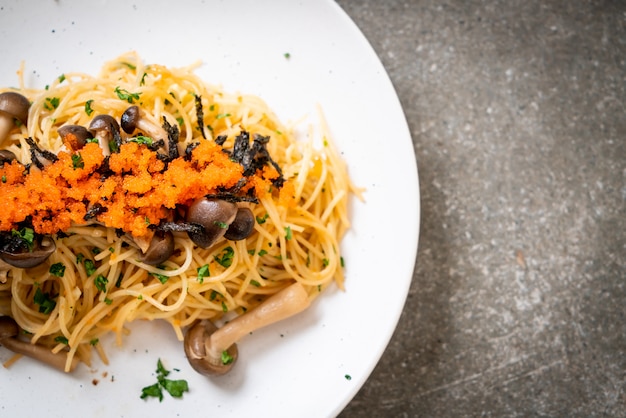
[{"left": 335, "top": 1, "right": 626, "bottom": 416}]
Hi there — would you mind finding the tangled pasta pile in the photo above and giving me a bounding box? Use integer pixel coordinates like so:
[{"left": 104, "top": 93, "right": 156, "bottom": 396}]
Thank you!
[{"left": 0, "top": 52, "right": 359, "bottom": 373}]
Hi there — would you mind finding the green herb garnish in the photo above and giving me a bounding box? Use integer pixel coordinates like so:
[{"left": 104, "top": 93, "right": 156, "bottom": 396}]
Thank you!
[
  {"left": 54, "top": 335, "right": 68, "bottom": 345},
  {"left": 128, "top": 136, "right": 154, "bottom": 146},
  {"left": 94, "top": 274, "right": 108, "bottom": 292},
  {"left": 34, "top": 287, "right": 56, "bottom": 314},
  {"left": 213, "top": 220, "right": 228, "bottom": 229},
  {"left": 256, "top": 213, "right": 269, "bottom": 224},
  {"left": 214, "top": 246, "right": 234, "bottom": 268},
  {"left": 84, "top": 99, "right": 94, "bottom": 116},
  {"left": 140, "top": 359, "right": 189, "bottom": 402},
  {"left": 44, "top": 97, "right": 60, "bottom": 111},
  {"left": 114, "top": 86, "right": 142, "bottom": 103},
  {"left": 49, "top": 262, "right": 66, "bottom": 278},
  {"left": 221, "top": 350, "right": 234, "bottom": 365},
  {"left": 197, "top": 264, "right": 210, "bottom": 283},
  {"left": 84, "top": 259, "right": 96, "bottom": 276},
  {"left": 150, "top": 271, "right": 169, "bottom": 284},
  {"left": 12, "top": 227, "right": 35, "bottom": 250},
  {"left": 71, "top": 153, "right": 84, "bottom": 169}
]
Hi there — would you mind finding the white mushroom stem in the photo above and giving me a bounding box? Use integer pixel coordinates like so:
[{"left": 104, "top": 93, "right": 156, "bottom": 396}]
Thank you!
[
  {"left": 136, "top": 114, "right": 168, "bottom": 144},
  {"left": 95, "top": 132, "right": 111, "bottom": 156},
  {"left": 0, "top": 336, "right": 78, "bottom": 372},
  {"left": 206, "top": 282, "right": 310, "bottom": 361}
]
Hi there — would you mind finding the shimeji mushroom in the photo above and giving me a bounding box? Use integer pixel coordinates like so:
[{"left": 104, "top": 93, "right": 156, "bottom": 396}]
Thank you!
[
  {"left": 138, "top": 231, "right": 175, "bottom": 266},
  {"left": 57, "top": 125, "right": 92, "bottom": 150},
  {"left": 224, "top": 207, "right": 255, "bottom": 241},
  {"left": 0, "top": 234, "right": 56, "bottom": 268},
  {"left": 185, "top": 198, "right": 238, "bottom": 248},
  {"left": 0, "top": 316, "right": 77, "bottom": 372},
  {"left": 121, "top": 105, "right": 168, "bottom": 143},
  {"left": 88, "top": 114, "right": 122, "bottom": 156},
  {"left": 0, "top": 92, "right": 30, "bottom": 145},
  {"left": 184, "top": 281, "right": 311, "bottom": 376}
]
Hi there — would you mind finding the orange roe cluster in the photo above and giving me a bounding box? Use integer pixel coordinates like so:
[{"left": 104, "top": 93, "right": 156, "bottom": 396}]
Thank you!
[{"left": 0, "top": 139, "right": 291, "bottom": 238}]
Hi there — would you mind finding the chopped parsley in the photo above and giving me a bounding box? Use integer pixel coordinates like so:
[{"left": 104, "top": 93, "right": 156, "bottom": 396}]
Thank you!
[
  {"left": 58, "top": 74, "right": 66, "bottom": 83},
  {"left": 214, "top": 246, "right": 234, "bottom": 268},
  {"left": 284, "top": 226, "right": 293, "bottom": 240},
  {"left": 54, "top": 335, "right": 69, "bottom": 345},
  {"left": 71, "top": 153, "right": 84, "bottom": 169},
  {"left": 1, "top": 175, "right": 5, "bottom": 183},
  {"left": 44, "top": 97, "right": 60, "bottom": 111},
  {"left": 49, "top": 262, "right": 66, "bottom": 278},
  {"left": 213, "top": 220, "right": 228, "bottom": 229},
  {"left": 345, "top": 374, "right": 352, "bottom": 381},
  {"left": 140, "top": 359, "right": 189, "bottom": 402},
  {"left": 90, "top": 338, "right": 99, "bottom": 346},
  {"left": 256, "top": 213, "right": 269, "bottom": 224},
  {"left": 114, "top": 86, "right": 142, "bottom": 103},
  {"left": 128, "top": 136, "right": 154, "bottom": 146},
  {"left": 221, "top": 350, "right": 234, "bottom": 365},
  {"left": 94, "top": 274, "right": 108, "bottom": 292},
  {"left": 250, "top": 279, "right": 261, "bottom": 287},
  {"left": 215, "top": 113, "right": 231, "bottom": 120},
  {"left": 12, "top": 227, "right": 34, "bottom": 250},
  {"left": 84, "top": 99, "right": 94, "bottom": 116},
  {"left": 84, "top": 259, "right": 96, "bottom": 276},
  {"left": 197, "top": 264, "right": 210, "bottom": 283},
  {"left": 34, "top": 287, "right": 57, "bottom": 314},
  {"left": 150, "top": 271, "right": 169, "bottom": 284}
]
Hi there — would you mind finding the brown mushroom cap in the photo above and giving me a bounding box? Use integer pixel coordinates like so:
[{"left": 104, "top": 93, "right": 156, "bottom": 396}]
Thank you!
[
  {"left": 184, "top": 319, "right": 239, "bottom": 376},
  {"left": 88, "top": 114, "right": 121, "bottom": 155},
  {"left": 0, "top": 92, "right": 30, "bottom": 144},
  {"left": 138, "top": 231, "right": 175, "bottom": 265},
  {"left": 0, "top": 149, "right": 17, "bottom": 165},
  {"left": 57, "top": 125, "right": 92, "bottom": 150},
  {"left": 224, "top": 207, "right": 255, "bottom": 241},
  {"left": 186, "top": 198, "right": 238, "bottom": 248},
  {"left": 0, "top": 91, "right": 30, "bottom": 125},
  {"left": 120, "top": 105, "right": 140, "bottom": 134},
  {"left": 0, "top": 316, "right": 77, "bottom": 372},
  {"left": 0, "top": 235, "right": 56, "bottom": 268}
]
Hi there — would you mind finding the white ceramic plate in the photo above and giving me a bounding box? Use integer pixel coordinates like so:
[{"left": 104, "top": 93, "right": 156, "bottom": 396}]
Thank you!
[{"left": 0, "top": 1, "right": 419, "bottom": 416}]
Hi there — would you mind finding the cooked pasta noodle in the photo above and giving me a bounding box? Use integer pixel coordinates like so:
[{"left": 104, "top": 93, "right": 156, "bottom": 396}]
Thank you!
[{"left": 0, "top": 52, "right": 360, "bottom": 372}]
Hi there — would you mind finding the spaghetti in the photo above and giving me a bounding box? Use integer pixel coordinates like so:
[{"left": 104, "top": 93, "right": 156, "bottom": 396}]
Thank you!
[{"left": 0, "top": 52, "right": 359, "bottom": 372}]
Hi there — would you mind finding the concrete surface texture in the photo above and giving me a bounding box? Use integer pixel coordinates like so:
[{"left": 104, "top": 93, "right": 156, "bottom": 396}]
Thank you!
[{"left": 335, "top": 1, "right": 626, "bottom": 416}]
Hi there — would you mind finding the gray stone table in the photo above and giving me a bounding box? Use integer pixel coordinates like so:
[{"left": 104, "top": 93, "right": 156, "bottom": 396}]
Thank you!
[{"left": 335, "top": 1, "right": 626, "bottom": 416}]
